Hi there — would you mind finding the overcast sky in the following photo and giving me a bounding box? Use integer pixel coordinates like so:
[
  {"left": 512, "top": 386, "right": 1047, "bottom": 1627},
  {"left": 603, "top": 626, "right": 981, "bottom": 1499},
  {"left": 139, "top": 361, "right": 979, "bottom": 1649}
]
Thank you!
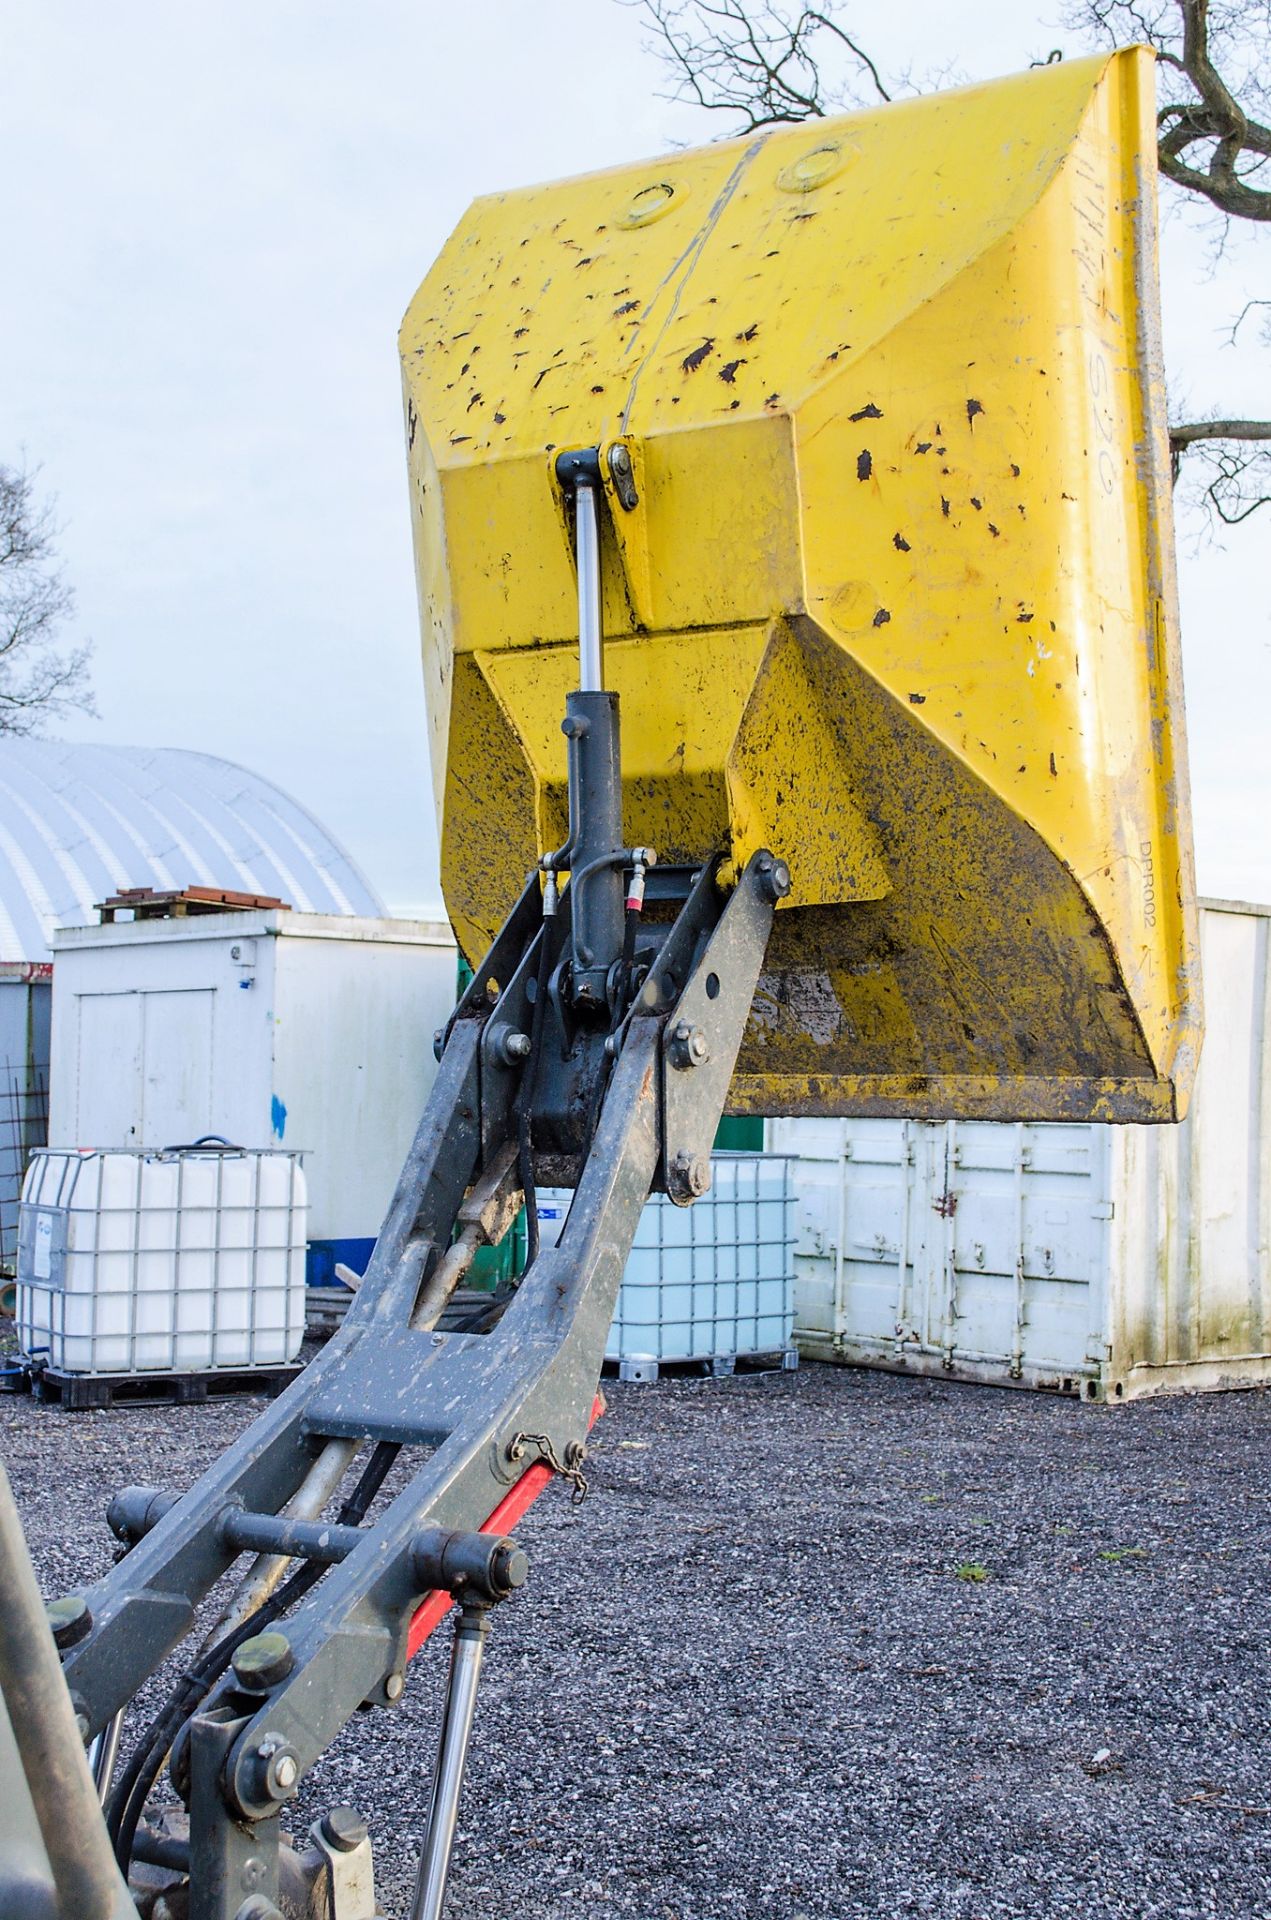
[{"left": 3, "top": 1, "right": 1267, "bottom": 914}]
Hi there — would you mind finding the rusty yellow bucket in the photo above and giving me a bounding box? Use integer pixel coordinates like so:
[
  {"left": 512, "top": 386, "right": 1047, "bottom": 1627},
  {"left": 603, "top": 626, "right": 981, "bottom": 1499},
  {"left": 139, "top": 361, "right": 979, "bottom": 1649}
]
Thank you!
[{"left": 401, "top": 48, "right": 1199, "bottom": 1122}]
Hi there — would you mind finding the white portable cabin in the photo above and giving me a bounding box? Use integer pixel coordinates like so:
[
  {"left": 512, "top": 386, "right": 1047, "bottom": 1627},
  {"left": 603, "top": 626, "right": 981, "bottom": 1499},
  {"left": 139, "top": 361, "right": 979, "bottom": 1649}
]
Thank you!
[
  {"left": 774, "top": 900, "right": 1271, "bottom": 1401},
  {"left": 47, "top": 909, "right": 457, "bottom": 1280}
]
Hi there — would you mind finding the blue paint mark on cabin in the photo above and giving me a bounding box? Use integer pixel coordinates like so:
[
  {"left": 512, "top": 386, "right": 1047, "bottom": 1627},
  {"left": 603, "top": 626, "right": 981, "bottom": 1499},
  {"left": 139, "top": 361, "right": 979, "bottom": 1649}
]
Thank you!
[{"left": 271, "top": 1094, "right": 287, "bottom": 1140}]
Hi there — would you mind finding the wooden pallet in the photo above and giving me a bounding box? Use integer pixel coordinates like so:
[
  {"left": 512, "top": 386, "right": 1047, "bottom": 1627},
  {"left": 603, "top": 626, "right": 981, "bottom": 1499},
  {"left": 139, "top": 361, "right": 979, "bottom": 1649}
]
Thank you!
[{"left": 27, "top": 1361, "right": 302, "bottom": 1412}]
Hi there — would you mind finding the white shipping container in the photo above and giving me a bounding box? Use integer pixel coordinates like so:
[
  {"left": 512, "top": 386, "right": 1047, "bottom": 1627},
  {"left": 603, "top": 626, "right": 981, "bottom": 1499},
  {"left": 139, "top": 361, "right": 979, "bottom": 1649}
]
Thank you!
[
  {"left": 17, "top": 1147, "right": 307, "bottom": 1374},
  {"left": 539, "top": 1154, "right": 796, "bottom": 1381},
  {"left": 47, "top": 910, "right": 457, "bottom": 1268},
  {"left": 0, "top": 963, "right": 51, "bottom": 1275},
  {"left": 773, "top": 900, "right": 1270, "bottom": 1402}
]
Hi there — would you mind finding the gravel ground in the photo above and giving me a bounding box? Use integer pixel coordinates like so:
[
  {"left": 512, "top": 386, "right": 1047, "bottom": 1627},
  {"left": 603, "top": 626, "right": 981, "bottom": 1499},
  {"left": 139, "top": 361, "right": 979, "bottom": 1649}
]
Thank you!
[{"left": 3, "top": 1361, "right": 1270, "bottom": 1920}]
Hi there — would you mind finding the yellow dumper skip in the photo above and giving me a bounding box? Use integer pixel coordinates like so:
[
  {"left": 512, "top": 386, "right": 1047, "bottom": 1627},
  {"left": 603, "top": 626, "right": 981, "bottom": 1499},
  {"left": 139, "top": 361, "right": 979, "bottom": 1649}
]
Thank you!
[{"left": 401, "top": 48, "right": 1200, "bottom": 1123}]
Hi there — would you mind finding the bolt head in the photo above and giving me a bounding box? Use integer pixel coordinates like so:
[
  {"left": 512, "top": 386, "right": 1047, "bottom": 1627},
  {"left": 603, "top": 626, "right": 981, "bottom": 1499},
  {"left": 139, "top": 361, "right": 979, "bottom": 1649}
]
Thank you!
[
  {"left": 232, "top": 1630, "right": 294, "bottom": 1693},
  {"left": 668, "top": 1150, "right": 712, "bottom": 1203},
  {"left": 668, "top": 1022, "right": 709, "bottom": 1071},
  {"left": 491, "top": 1541, "right": 530, "bottom": 1593},
  {"left": 319, "top": 1805, "right": 369, "bottom": 1853},
  {"left": 384, "top": 1671, "right": 405, "bottom": 1701},
  {"left": 756, "top": 854, "right": 792, "bottom": 903},
  {"left": 500, "top": 1028, "right": 532, "bottom": 1063},
  {"left": 234, "top": 1899, "right": 284, "bottom": 1920},
  {"left": 46, "top": 1593, "right": 92, "bottom": 1651},
  {"left": 254, "top": 1736, "right": 301, "bottom": 1802}
]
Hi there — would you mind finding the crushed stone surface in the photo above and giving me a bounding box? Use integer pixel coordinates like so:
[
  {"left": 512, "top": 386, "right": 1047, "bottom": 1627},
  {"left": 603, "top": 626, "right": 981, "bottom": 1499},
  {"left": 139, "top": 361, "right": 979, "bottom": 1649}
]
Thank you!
[{"left": 3, "top": 1361, "right": 1270, "bottom": 1919}]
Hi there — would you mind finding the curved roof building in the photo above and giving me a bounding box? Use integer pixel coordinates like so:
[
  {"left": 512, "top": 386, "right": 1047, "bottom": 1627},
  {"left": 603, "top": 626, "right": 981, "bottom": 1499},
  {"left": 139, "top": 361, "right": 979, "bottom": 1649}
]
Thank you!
[{"left": 0, "top": 742, "right": 384, "bottom": 962}]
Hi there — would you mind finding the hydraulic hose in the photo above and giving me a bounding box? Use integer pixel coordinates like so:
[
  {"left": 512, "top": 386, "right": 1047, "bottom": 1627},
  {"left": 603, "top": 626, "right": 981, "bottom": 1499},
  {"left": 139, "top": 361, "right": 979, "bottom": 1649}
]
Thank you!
[{"left": 107, "top": 1439, "right": 400, "bottom": 1875}]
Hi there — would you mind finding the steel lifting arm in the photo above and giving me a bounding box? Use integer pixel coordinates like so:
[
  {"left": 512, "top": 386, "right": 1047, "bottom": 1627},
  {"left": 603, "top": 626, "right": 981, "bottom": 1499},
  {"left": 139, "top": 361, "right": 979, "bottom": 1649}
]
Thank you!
[{"left": 0, "top": 443, "right": 790, "bottom": 1920}]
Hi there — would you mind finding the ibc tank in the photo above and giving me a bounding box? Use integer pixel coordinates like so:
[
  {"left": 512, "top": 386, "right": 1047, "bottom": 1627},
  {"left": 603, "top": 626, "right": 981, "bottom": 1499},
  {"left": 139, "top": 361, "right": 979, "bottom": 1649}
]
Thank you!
[{"left": 17, "top": 1147, "right": 307, "bottom": 1375}]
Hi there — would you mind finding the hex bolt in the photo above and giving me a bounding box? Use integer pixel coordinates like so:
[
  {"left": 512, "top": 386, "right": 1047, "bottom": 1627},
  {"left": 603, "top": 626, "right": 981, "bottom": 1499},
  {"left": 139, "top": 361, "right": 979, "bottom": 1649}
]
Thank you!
[
  {"left": 319, "top": 1806, "right": 369, "bottom": 1853},
  {"left": 607, "top": 441, "right": 639, "bottom": 509},
  {"left": 756, "top": 854, "right": 792, "bottom": 904},
  {"left": 668, "top": 1020, "right": 710, "bottom": 1071},
  {"left": 231, "top": 1630, "right": 294, "bottom": 1694},
  {"left": 668, "top": 1150, "right": 712, "bottom": 1202},
  {"left": 253, "top": 1733, "right": 301, "bottom": 1802},
  {"left": 46, "top": 1593, "right": 93, "bottom": 1651},
  {"left": 496, "top": 1028, "right": 533, "bottom": 1065}
]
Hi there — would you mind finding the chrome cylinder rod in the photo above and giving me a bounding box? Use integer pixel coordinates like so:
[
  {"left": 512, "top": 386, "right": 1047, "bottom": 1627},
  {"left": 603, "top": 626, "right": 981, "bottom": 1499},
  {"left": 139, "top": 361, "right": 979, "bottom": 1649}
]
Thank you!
[
  {"left": 408, "top": 1606, "right": 491, "bottom": 1920},
  {"left": 89, "top": 1708, "right": 124, "bottom": 1806},
  {"left": 575, "top": 478, "right": 603, "bottom": 692}
]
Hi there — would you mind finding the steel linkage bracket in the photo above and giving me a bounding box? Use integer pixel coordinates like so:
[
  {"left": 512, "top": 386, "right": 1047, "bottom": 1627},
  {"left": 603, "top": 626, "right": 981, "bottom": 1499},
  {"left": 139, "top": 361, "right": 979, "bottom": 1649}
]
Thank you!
[{"left": 660, "top": 852, "right": 790, "bottom": 1203}]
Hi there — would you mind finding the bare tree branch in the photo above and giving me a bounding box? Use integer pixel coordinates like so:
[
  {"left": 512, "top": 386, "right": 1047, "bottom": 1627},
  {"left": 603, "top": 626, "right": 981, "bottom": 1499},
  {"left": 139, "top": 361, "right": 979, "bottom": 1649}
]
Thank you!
[
  {"left": 629, "top": 0, "right": 897, "bottom": 129},
  {"left": 1227, "top": 294, "right": 1271, "bottom": 338},
  {"left": 1169, "top": 415, "right": 1271, "bottom": 447},
  {"left": 1171, "top": 436, "right": 1271, "bottom": 517},
  {"left": 0, "top": 465, "right": 95, "bottom": 736},
  {"left": 1073, "top": 0, "right": 1271, "bottom": 219}
]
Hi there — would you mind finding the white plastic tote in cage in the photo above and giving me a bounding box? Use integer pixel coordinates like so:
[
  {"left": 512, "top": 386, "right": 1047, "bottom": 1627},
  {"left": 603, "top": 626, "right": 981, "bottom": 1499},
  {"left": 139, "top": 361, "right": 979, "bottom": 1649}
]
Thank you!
[
  {"left": 17, "top": 1145, "right": 307, "bottom": 1376},
  {"left": 539, "top": 1153, "right": 796, "bottom": 1381}
]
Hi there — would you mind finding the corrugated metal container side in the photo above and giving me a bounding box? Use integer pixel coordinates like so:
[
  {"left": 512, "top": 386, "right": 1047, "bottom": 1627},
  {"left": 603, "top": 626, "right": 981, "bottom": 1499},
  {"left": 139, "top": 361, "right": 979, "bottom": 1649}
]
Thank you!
[
  {"left": 0, "top": 965, "right": 51, "bottom": 1274},
  {"left": 776, "top": 902, "right": 1269, "bottom": 1401},
  {"left": 539, "top": 1155, "right": 796, "bottom": 1380},
  {"left": 47, "top": 912, "right": 457, "bottom": 1252},
  {"left": 1108, "top": 900, "right": 1270, "bottom": 1396}
]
